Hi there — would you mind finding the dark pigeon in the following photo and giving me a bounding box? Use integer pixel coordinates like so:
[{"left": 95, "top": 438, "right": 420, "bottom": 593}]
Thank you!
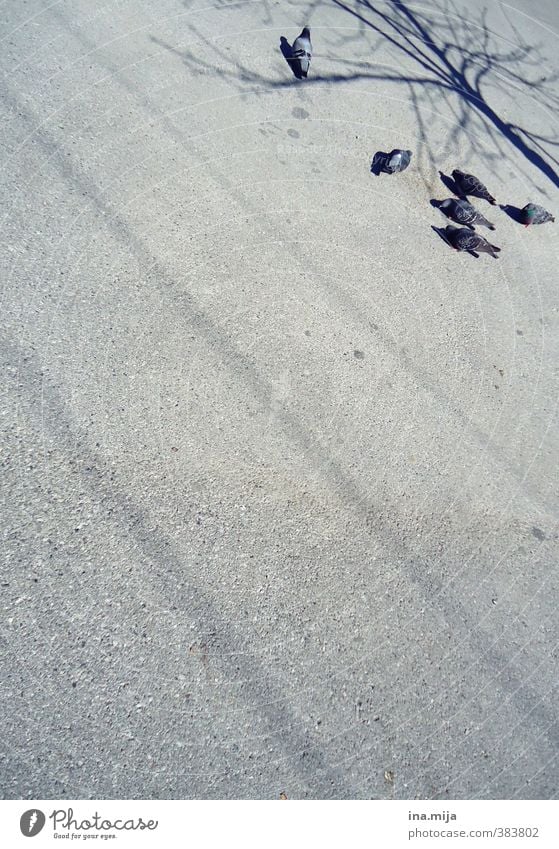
[
  {"left": 444, "top": 225, "right": 501, "bottom": 258},
  {"left": 452, "top": 169, "right": 496, "bottom": 205},
  {"left": 520, "top": 203, "right": 555, "bottom": 227},
  {"left": 439, "top": 198, "right": 495, "bottom": 230},
  {"left": 383, "top": 149, "right": 412, "bottom": 174},
  {"left": 292, "top": 27, "right": 312, "bottom": 78}
]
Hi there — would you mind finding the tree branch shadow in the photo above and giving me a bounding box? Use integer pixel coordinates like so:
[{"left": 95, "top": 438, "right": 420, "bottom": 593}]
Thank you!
[
  {"left": 158, "top": 0, "right": 559, "bottom": 192},
  {"left": 331, "top": 0, "right": 559, "bottom": 191}
]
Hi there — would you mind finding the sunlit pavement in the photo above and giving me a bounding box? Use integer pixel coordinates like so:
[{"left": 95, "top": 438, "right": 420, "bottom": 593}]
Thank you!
[{"left": 1, "top": 0, "right": 558, "bottom": 799}]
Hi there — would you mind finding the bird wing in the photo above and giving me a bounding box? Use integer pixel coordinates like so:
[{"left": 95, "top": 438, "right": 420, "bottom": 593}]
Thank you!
[{"left": 460, "top": 232, "right": 479, "bottom": 249}]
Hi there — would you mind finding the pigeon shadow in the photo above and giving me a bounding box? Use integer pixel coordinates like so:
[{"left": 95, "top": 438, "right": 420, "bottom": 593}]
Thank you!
[
  {"left": 439, "top": 170, "right": 463, "bottom": 197},
  {"left": 370, "top": 150, "right": 390, "bottom": 175},
  {"left": 431, "top": 224, "right": 451, "bottom": 246},
  {"left": 500, "top": 203, "right": 524, "bottom": 224},
  {"left": 431, "top": 225, "right": 479, "bottom": 258},
  {"left": 430, "top": 198, "right": 448, "bottom": 216},
  {"left": 431, "top": 198, "right": 455, "bottom": 225},
  {"left": 280, "top": 36, "right": 303, "bottom": 79}
]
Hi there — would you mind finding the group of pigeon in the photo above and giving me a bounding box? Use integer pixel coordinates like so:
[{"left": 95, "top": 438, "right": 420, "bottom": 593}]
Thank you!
[{"left": 288, "top": 27, "right": 555, "bottom": 259}]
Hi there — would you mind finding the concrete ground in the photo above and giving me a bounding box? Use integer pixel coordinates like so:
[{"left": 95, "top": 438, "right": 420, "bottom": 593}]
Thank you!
[{"left": 1, "top": 0, "right": 558, "bottom": 800}]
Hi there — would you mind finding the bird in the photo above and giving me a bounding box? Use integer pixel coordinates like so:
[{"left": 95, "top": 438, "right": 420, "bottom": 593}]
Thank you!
[
  {"left": 444, "top": 225, "right": 501, "bottom": 258},
  {"left": 520, "top": 203, "right": 555, "bottom": 227},
  {"left": 438, "top": 198, "right": 495, "bottom": 230},
  {"left": 451, "top": 169, "right": 496, "bottom": 204},
  {"left": 292, "top": 27, "right": 312, "bottom": 78},
  {"left": 383, "top": 149, "right": 412, "bottom": 174}
]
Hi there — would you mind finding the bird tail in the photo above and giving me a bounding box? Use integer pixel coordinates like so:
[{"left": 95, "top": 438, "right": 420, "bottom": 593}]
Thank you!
[{"left": 488, "top": 196, "right": 496, "bottom": 205}]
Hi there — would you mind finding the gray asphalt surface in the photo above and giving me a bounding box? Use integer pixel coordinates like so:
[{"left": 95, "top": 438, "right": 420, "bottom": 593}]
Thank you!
[{"left": 1, "top": 0, "right": 558, "bottom": 800}]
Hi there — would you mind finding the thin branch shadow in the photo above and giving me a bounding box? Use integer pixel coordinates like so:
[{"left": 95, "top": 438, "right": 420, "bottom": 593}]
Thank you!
[
  {"left": 330, "top": 0, "right": 559, "bottom": 191},
  {"left": 159, "top": 1, "right": 559, "bottom": 192}
]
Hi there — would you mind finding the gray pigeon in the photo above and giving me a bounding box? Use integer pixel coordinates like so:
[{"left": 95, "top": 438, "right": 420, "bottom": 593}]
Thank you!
[
  {"left": 439, "top": 198, "right": 495, "bottom": 230},
  {"left": 520, "top": 203, "right": 555, "bottom": 227},
  {"left": 444, "top": 225, "right": 501, "bottom": 258},
  {"left": 292, "top": 27, "right": 312, "bottom": 78},
  {"left": 384, "top": 149, "right": 412, "bottom": 174},
  {"left": 452, "top": 169, "right": 496, "bottom": 205}
]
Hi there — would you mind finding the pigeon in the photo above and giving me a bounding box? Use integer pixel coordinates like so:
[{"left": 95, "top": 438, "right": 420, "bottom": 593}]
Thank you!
[
  {"left": 520, "top": 203, "right": 555, "bottom": 227},
  {"left": 292, "top": 27, "right": 312, "bottom": 78},
  {"left": 383, "top": 149, "right": 412, "bottom": 174},
  {"left": 439, "top": 198, "right": 495, "bottom": 230},
  {"left": 451, "top": 169, "right": 496, "bottom": 205},
  {"left": 444, "top": 225, "right": 501, "bottom": 258}
]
